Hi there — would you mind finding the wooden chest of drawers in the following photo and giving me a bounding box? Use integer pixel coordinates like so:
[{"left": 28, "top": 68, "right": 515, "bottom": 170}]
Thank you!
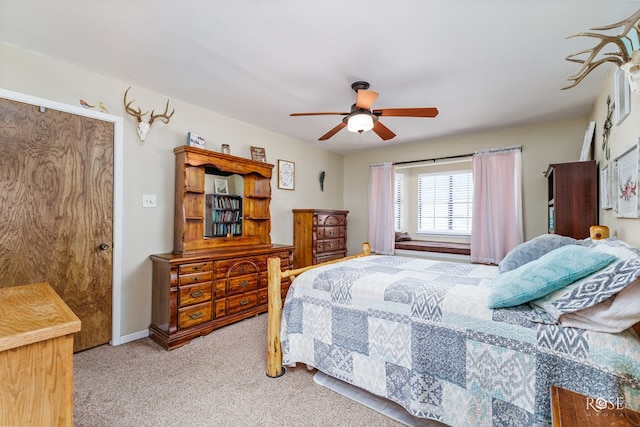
[
  {"left": 293, "top": 209, "right": 348, "bottom": 268},
  {"left": 149, "top": 245, "right": 293, "bottom": 350}
]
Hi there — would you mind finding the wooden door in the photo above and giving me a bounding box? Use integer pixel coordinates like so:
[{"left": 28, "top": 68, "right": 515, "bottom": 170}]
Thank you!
[{"left": 0, "top": 98, "right": 113, "bottom": 351}]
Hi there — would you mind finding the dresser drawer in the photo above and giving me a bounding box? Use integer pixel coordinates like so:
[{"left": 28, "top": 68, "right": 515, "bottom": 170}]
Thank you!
[
  {"left": 315, "top": 226, "right": 345, "bottom": 240},
  {"left": 316, "top": 238, "right": 345, "bottom": 253},
  {"left": 315, "top": 252, "right": 347, "bottom": 264},
  {"left": 178, "top": 282, "right": 212, "bottom": 307},
  {"left": 178, "top": 261, "right": 213, "bottom": 275},
  {"left": 215, "top": 292, "right": 260, "bottom": 317},
  {"left": 179, "top": 271, "right": 212, "bottom": 286},
  {"left": 214, "top": 256, "right": 263, "bottom": 277},
  {"left": 178, "top": 302, "right": 212, "bottom": 329},
  {"left": 314, "top": 213, "right": 347, "bottom": 226},
  {"left": 214, "top": 274, "right": 259, "bottom": 298},
  {"left": 227, "top": 291, "right": 259, "bottom": 315},
  {"left": 227, "top": 274, "right": 259, "bottom": 296}
]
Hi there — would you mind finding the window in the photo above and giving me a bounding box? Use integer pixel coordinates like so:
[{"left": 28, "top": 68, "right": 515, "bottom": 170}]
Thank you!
[
  {"left": 394, "top": 173, "right": 404, "bottom": 231},
  {"left": 418, "top": 171, "right": 473, "bottom": 235}
]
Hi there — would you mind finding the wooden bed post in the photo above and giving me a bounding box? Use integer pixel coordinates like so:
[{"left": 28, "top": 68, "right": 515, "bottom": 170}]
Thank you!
[
  {"left": 266, "top": 256, "right": 284, "bottom": 378},
  {"left": 265, "top": 242, "right": 371, "bottom": 378}
]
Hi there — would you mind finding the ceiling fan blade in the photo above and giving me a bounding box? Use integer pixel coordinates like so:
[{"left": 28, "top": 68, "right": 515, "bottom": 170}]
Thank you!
[
  {"left": 372, "top": 121, "right": 396, "bottom": 140},
  {"left": 373, "top": 107, "right": 439, "bottom": 118},
  {"left": 355, "top": 90, "right": 379, "bottom": 109},
  {"left": 290, "top": 112, "right": 348, "bottom": 116},
  {"left": 319, "top": 122, "right": 347, "bottom": 141}
]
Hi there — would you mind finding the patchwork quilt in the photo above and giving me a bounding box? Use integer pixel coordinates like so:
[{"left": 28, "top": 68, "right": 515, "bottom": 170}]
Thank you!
[{"left": 280, "top": 256, "right": 640, "bottom": 426}]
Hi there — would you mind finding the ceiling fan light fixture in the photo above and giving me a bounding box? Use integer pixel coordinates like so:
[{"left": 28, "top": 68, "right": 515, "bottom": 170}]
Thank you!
[{"left": 347, "top": 113, "right": 374, "bottom": 133}]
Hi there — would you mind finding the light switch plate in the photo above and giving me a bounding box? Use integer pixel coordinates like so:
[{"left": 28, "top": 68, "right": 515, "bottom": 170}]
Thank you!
[{"left": 142, "top": 194, "right": 157, "bottom": 208}]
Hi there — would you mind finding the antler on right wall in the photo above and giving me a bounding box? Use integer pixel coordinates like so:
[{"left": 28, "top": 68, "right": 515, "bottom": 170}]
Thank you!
[{"left": 563, "top": 8, "right": 640, "bottom": 91}]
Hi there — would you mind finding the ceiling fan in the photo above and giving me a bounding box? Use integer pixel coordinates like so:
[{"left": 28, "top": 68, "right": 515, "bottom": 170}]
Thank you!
[{"left": 290, "top": 81, "right": 439, "bottom": 141}]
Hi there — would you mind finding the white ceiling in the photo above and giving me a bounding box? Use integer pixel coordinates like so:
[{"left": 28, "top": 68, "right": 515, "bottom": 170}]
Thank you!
[{"left": 1, "top": 1, "right": 637, "bottom": 154}]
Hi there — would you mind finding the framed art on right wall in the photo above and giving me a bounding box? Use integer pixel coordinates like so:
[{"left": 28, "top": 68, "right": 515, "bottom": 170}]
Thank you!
[
  {"left": 613, "top": 140, "right": 639, "bottom": 217},
  {"left": 600, "top": 163, "right": 613, "bottom": 209},
  {"left": 615, "top": 67, "right": 631, "bottom": 125}
]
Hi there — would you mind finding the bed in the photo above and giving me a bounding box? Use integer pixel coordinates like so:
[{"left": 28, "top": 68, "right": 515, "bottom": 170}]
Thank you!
[{"left": 266, "top": 238, "right": 640, "bottom": 426}]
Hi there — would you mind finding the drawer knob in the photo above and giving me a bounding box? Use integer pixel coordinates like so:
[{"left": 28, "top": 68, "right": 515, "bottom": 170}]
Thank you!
[
  {"left": 194, "top": 276, "right": 200, "bottom": 281},
  {"left": 193, "top": 266, "right": 202, "bottom": 271},
  {"left": 329, "top": 230, "right": 335, "bottom": 236},
  {"left": 189, "top": 312, "right": 203, "bottom": 320},
  {"left": 190, "top": 290, "right": 204, "bottom": 298},
  {"left": 239, "top": 280, "right": 249, "bottom": 287},
  {"left": 239, "top": 298, "right": 249, "bottom": 306}
]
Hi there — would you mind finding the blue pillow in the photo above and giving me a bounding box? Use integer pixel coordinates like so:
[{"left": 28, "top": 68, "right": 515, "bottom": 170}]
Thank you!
[
  {"left": 498, "top": 234, "right": 577, "bottom": 273},
  {"left": 488, "top": 244, "right": 617, "bottom": 309}
]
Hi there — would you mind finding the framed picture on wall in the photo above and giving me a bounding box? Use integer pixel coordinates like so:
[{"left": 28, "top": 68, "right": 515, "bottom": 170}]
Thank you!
[
  {"left": 613, "top": 140, "right": 639, "bottom": 217},
  {"left": 600, "top": 163, "right": 612, "bottom": 209},
  {"left": 278, "top": 159, "right": 295, "bottom": 190},
  {"left": 615, "top": 68, "right": 631, "bottom": 125},
  {"left": 214, "top": 178, "right": 229, "bottom": 195}
]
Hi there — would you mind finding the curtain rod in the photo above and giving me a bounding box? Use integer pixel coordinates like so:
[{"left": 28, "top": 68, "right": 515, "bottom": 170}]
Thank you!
[
  {"left": 393, "top": 153, "right": 473, "bottom": 166},
  {"left": 393, "top": 145, "right": 522, "bottom": 166}
]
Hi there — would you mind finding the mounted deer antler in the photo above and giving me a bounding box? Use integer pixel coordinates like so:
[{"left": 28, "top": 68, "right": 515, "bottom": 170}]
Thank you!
[
  {"left": 563, "top": 9, "right": 640, "bottom": 90},
  {"left": 123, "top": 87, "right": 175, "bottom": 142}
]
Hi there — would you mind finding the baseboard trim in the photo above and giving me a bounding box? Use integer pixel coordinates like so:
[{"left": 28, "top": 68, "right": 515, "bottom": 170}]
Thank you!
[{"left": 111, "top": 329, "right": 149, "bottom": 346}]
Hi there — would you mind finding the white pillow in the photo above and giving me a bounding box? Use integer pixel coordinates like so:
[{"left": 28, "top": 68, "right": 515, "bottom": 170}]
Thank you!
[{"left": 558, "top": 278, "right": 640, "bottom": 333}]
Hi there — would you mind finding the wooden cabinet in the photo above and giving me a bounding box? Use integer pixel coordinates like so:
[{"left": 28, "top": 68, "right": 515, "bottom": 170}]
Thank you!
[
  {"left": 545, "top": 161, "right": 597, "bottom": 239},
  {"left": 0, "top": 282, "right": 81, "bottom": 426},
  {"left": 293, "top": 209, "right": 348, "bottom": 268},
  {"left": 150, "top": 246, "right": 293, "bottom": 350},
  {"left": 151, "top": 146, "right": 294, "bottom": 350},
  {"left": 173, "top": 145, "right": 273, "bottom": 254}
]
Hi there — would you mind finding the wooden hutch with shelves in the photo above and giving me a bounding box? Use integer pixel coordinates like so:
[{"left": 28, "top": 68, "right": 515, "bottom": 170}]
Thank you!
[
  {"left": 149, "top": 146, "right": 294, "bottom": 350},
  {"left": 545, "top": 160, "right": 597, "bottom": 240}
]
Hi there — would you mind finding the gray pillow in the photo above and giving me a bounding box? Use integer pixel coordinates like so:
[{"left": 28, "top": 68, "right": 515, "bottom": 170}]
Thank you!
[
  {"left": 498, "top": 234, "right": 577, "bottom": 273},
  {"left": 395, "top": 231, "right": 412, "bottom": 242}
]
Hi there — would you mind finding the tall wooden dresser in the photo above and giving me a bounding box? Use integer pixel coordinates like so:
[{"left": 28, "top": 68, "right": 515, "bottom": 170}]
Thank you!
[
  {"left": 545, "top": 160, "right": 597, "bottom": 239},
  {"left": 149, "top": 147, "right": 294, "bottom": 350},
  {"left": 293, "top": 209, "right": 348, "bottom": 268}
]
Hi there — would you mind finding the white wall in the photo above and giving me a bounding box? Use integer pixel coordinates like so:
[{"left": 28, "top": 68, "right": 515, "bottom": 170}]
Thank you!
[
  {"left": 343, "top": 119, "right": 588, "bottom": 255},
  {"left": 589, "top": 67, "right": 640, "bottom": 248},
  {"left": 0, "top": 42, "right": 344, "bottom": 340}
]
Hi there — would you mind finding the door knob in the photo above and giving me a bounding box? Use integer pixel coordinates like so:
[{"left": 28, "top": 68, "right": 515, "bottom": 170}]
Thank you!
[{"left": 99, "top": 243, "right": 110, "bottom": 251}]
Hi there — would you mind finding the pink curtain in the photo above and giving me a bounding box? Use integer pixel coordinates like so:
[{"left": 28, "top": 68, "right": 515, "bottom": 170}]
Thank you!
[
  {"left": 368, "top": 162, "right": 395, "bottom": 255},
  {"left": 470, "top": 147, "right": 523, "bottom": 264}
]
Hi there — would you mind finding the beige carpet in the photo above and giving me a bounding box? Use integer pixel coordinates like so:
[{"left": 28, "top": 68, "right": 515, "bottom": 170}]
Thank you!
[{"left": 73, "top": 314, "right": 413, "bottom": 426}]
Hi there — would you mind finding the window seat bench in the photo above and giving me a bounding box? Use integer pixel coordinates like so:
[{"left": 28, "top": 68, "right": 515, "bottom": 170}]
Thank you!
[{"left": 394, "top": 240, "right": 471, "bottom": 255}]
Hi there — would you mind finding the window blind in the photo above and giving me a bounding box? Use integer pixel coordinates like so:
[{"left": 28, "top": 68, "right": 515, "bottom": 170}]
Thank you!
[
  {"left": 394, "top": 173, "right": 404, "bottom": 231},
  {"left": 418, "top": 171, "right": 473, "bottom": 234}
]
